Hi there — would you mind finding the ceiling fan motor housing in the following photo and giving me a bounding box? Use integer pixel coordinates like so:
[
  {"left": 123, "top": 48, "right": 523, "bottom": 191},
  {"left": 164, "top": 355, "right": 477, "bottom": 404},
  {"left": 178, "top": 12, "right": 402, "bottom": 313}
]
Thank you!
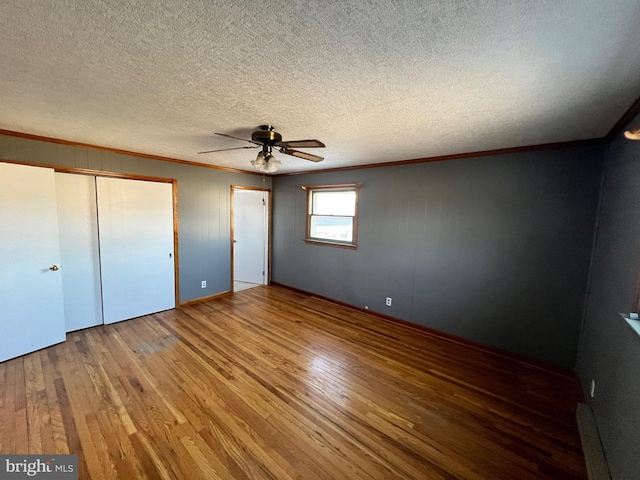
[{"left": 252, "top": 125, "right": 282, "bottom": 145}]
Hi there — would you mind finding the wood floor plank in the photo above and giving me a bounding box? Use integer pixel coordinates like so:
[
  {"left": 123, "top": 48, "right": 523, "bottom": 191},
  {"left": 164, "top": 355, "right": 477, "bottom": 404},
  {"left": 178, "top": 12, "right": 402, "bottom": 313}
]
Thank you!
[
  {"left": 24, "top": 354, "right": 43, "bottom": 453},
  {"left": 40, "top": 349, "right": 70, "bottom": 454},
  {"left": 29, "top": 352, "right": 57, "bottom": 455},
  {"left": 0, "top": 285, "right": 587, "bottom": 479},
  {"left": 13, "top": 357, "right": 28, "bottom": 455}
]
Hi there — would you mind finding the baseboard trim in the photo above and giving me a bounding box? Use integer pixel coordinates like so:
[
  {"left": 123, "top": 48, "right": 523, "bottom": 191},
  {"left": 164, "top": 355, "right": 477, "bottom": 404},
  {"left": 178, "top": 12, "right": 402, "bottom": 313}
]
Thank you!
[
  {"left": 576, "top": 403, "right": 612, "bottom": 480},
  {"left": 271, "top": 281, "right": 578, "bottom": 379},
  {"left": 179, "top": 290, "right": 231, "bottom": 306}
]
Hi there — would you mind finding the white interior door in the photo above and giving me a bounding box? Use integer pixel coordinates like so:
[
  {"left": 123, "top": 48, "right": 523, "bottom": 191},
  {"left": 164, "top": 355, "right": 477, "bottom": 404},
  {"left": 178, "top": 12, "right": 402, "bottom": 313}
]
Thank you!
[
  {"left": 0, "top": 163, "right": 66, "bottom": 362},
  {"left": 55, "top": 173, "right": 103, "bottom": 332},
  {"left": 97, "top": 177, "right": 175, "bottom": 324},
  {"left": 234, "top": 189, "right": 268, "bottom": 285}
]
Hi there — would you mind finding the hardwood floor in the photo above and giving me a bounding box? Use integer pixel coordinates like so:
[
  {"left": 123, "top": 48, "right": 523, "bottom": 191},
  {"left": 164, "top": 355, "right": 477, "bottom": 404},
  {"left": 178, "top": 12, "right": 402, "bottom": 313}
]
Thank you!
[{"left": 0, "top": 285, "right": 587, "bottom": 479}]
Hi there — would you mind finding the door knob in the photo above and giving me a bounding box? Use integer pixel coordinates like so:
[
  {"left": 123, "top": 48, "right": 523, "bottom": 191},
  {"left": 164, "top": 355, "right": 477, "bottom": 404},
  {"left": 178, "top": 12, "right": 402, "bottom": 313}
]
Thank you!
[{"left": 49, "top": 265, "right": 59, "bottom": 271}]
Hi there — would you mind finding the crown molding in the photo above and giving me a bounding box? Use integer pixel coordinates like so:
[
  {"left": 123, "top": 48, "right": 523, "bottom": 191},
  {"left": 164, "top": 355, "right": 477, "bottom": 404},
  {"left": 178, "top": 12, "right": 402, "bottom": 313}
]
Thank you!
[
  {"left": 275, "top": 138, "right": 603, "bottom": 176},
  {"left": 0, "top": 128, "right": 263, "bottom": 176}
]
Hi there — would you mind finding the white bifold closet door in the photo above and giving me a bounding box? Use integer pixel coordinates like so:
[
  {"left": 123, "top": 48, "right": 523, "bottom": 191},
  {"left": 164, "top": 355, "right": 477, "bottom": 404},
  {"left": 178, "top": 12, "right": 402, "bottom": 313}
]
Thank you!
[
  {"left": 97, "top": 177, "right": 175, "bottom": 324},
  {"left": 0, "top": 163, "right": 66, "bottom": 362},
  {"left": 55, "top": 173, "right": 103, "bottom": 332}
]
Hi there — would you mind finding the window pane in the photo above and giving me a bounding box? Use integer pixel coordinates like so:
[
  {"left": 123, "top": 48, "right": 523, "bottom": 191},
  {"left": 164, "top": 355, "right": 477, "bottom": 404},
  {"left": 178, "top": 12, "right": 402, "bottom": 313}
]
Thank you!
[
  {"left": 312, "top": 191, "right": 356, "bottom": 216},
  {"left": 310, "top": 215, "right": 353, "bottom": 242}
]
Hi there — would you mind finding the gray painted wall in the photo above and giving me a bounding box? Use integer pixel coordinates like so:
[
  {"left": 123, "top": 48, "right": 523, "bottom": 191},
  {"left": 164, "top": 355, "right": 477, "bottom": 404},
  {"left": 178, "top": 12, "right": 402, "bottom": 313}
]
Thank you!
[
  {"left": 273, "top": 146, "right": 603, "bottom": 368},
  {"left": 576, "top": 115, "right": 640, "bottom": 479},
  {"left": 0, "top": 134, "right": 271, "bottom": 302}
]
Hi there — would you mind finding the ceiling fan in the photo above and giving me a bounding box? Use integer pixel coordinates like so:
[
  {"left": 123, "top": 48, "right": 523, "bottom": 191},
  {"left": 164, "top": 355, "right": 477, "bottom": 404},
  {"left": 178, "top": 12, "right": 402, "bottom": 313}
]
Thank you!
[{"left": 198, "top": 125, "right": 325, "bottom": 173}]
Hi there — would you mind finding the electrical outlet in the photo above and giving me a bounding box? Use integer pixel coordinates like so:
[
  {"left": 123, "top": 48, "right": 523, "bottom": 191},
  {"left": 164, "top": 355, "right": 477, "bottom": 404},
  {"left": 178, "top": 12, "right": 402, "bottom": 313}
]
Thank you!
[
  {"left": 386, "top": 297, "right": 392, "bottom": 307},
  {"left": 590, "top": 379, "right": 595, "bottom": 398},
  {"left": 201, "top": 281, "right": 206, "bottom": 289}
]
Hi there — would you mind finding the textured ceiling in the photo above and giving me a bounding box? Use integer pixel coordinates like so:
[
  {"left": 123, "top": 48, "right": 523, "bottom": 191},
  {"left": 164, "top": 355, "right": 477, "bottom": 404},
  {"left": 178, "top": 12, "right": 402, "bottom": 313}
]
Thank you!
[{"left": 1, "top": 1, "right": 640, "bottom": 174}]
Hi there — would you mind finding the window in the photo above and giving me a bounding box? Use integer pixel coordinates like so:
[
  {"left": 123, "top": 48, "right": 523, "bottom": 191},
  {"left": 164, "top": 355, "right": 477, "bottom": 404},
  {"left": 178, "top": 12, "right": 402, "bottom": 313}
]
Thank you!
[{"left": 304, "top": 184, "right": 360, "bottom": 248}]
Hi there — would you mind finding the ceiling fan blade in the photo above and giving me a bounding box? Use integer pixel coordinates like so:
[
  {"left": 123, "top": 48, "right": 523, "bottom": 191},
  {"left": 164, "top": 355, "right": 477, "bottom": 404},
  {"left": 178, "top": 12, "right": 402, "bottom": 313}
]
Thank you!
[
  {"left": 198, "top": 146, "right": 260, "bottom": 154},
  {"left": 278, "top": 139, "right": 325, "bottom": 148},
  {"left": 215, "top": 132, "right": 262, "bottom": 145},
  {"left": 280, "top": 147, "right": 324, "bottom": 162}
]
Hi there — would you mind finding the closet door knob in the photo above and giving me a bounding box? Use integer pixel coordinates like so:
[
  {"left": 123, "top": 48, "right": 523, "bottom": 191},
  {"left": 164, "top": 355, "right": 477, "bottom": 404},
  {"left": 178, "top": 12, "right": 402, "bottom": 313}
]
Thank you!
[{"left": 49, "top": 265, "right": 60, "bottom": 271}]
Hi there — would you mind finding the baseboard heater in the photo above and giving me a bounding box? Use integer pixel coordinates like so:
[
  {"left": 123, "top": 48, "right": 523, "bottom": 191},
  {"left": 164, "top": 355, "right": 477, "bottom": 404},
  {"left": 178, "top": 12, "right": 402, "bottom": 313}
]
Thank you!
[{"left": 576, "top": 403, "right": 612, "bottom": 480}]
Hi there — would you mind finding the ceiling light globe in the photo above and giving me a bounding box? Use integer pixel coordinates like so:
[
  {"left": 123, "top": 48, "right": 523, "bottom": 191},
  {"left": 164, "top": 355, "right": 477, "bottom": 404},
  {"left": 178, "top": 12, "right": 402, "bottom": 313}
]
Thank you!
[
  {"left": 252, "top": 151, "right": 267, "bottom": 170},
  {"left": 265, "top": 155, "right": 281, "bottom": 173}
]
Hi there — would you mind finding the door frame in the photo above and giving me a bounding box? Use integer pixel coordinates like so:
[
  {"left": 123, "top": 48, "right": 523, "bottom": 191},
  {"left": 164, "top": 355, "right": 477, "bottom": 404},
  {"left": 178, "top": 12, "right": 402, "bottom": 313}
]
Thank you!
[
  {"left": 0, "top": 159, "right": 180, "bottom": 305},
  {"left": 231, "top": 185, "right": 271, "bottom": 291}
]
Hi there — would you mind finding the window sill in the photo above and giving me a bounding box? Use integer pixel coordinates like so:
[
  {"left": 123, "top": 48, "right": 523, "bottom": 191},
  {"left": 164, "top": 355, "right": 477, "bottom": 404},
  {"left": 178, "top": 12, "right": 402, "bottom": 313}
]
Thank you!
[
  {"left": 304, "top": 238, "right": 357, "bottom": 250},
  {"left": 620, "top": 313, "right": 640, "bottom": 338}
]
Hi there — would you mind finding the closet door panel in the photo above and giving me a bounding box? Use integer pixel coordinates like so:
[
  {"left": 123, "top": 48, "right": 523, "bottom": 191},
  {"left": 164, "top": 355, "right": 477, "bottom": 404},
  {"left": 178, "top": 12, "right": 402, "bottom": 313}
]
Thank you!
[
  {"left": 0, "top": 163, "right": 65, "bottom": 362},
  {"left": 55, "top": 173, "right": 103, "bottom": 332},
  {"left": 97, "top": 177, "right": 175, "bottom": 324}
]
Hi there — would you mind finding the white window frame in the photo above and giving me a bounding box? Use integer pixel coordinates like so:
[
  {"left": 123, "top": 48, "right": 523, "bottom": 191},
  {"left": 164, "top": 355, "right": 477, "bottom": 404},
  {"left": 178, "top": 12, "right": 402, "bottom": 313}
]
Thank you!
[{"left": 303, "top": 184, "right": 361, "bottom": 249}]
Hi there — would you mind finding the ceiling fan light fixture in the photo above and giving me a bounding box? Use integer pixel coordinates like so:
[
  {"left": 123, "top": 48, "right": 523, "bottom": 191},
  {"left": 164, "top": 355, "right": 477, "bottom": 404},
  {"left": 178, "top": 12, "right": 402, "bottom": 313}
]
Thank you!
[
  {"left": 264, "top": 155, "right": 281, "bottom": 173},
  {"left": 251, "top": 151, "right": 280, "bottom": 173},
  {"left": 251, "top": 151, "right": 267, "bottom": 169}
]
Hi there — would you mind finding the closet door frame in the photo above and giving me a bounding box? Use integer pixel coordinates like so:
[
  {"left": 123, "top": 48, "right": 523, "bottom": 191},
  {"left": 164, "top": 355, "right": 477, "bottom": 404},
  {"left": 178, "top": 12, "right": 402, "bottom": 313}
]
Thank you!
[{"left": 0, "top": 160, "right": 180, "bottom": 306}]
